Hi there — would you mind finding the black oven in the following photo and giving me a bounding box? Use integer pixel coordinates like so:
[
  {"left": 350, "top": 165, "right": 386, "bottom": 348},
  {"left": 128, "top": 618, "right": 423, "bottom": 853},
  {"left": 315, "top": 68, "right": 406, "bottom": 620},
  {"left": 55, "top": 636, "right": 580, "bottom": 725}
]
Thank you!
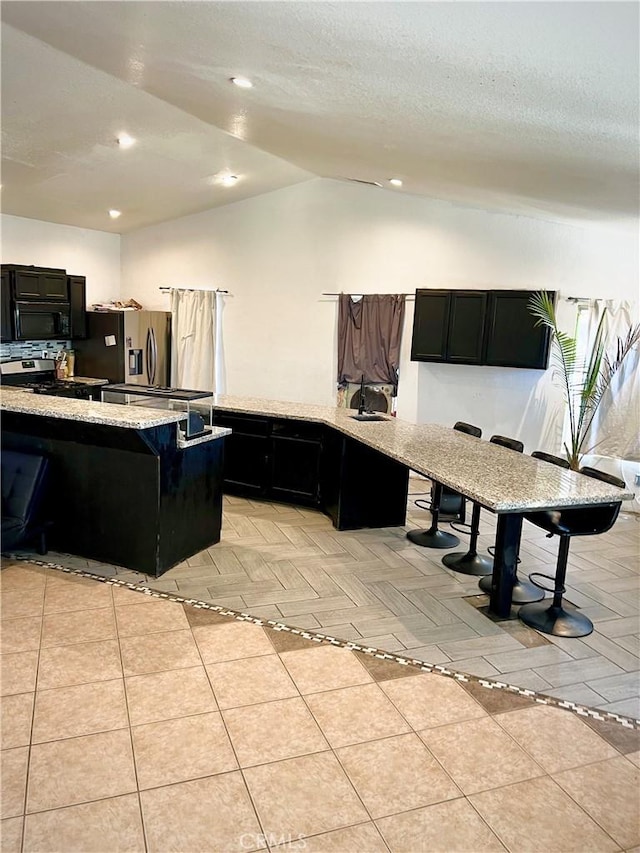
[{"left": 14, "top": 301, "right": 71, "bottom": 341}]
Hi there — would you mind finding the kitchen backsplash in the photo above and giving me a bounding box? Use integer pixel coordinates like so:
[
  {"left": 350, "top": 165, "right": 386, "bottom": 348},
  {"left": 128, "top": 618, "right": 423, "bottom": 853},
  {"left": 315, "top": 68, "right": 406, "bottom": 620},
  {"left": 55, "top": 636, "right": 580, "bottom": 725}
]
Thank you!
[{"left": 0, "top": 340, "right": 71, "bottom": 362}]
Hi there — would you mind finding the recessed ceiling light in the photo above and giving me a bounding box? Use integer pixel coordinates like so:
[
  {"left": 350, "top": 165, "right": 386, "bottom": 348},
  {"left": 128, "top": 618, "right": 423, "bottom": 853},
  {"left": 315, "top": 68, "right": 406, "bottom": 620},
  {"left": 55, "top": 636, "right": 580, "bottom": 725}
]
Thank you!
[
  {"left": 389, "top": 178, "right": 403, "bottom": 187},
  {"left": 108, "top": 209, "right": 122, "bottom": 219},
  {"left": 220, "top": 174, "right": 239, "bottom": 187},
  {"left": 117, "top": 134, "right": 136, "bottom": 149},
  {"left": 230, "top": 76, "right": 253, "bottom": 89}
]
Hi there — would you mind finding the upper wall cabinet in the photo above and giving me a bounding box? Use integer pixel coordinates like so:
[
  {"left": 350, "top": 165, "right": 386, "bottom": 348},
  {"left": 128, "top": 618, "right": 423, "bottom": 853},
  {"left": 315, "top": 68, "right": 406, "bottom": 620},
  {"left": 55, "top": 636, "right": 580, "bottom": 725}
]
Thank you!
[
  {"left": 483, "top": 291, "right": 552, "bottom": 369},
  {"left": 411, "top": 288, "right": 554, "bottom": 370},
  {"left": 411, "top": 290, "right": 487, "bottom": 365},
  {"left": 410, "top": 290, "right": 450, "bottom": 362},
  {"left": 9, "top": 266, "right": 69, "bottom": 301},
  {"left": 1, "top": 269, "right": 12, "bottom": 342}
]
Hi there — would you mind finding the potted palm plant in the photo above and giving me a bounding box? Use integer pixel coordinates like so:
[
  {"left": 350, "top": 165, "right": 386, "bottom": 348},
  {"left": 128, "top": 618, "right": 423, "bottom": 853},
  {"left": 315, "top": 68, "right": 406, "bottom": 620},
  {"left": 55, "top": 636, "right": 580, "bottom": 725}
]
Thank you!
[{"left": 529, "top": 291, "right": 640, "bottom": 471}]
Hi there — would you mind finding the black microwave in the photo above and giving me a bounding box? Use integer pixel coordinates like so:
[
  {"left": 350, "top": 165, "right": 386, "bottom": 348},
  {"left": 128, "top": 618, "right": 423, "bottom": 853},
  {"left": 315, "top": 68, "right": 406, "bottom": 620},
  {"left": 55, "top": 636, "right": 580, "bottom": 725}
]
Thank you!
[{"left": 13, "top": 300, "right": 71, "bottom": 340}]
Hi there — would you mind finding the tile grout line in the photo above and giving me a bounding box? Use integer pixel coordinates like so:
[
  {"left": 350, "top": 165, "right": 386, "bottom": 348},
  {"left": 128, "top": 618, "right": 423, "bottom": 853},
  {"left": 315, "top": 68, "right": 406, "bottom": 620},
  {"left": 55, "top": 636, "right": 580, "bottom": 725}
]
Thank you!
[
  {"left": 112, "top": 582, "right": 149, "bottom": 853},
  {"left": 7, "top": 556, "right": 640, "bottom": 731},
  {"left": 193, "top": 609, "right": 270, "bottom": 849},
  {"left": 19, "top": 568, "right": 46, "bottom": 850}
]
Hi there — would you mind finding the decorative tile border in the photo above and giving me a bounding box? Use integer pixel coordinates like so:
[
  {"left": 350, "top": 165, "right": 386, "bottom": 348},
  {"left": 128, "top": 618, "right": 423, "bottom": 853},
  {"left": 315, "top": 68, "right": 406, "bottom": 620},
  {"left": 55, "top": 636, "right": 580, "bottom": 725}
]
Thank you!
[{"left": 7, "top": 554, "right": 639, "bottom": 731}]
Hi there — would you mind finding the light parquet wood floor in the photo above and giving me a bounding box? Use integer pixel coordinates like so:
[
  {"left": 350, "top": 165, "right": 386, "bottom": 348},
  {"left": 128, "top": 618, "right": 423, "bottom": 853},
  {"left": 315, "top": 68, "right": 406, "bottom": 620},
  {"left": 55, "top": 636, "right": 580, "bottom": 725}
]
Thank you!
[{"left": 24, "top": 479, "right": 640, "bottom": 720}]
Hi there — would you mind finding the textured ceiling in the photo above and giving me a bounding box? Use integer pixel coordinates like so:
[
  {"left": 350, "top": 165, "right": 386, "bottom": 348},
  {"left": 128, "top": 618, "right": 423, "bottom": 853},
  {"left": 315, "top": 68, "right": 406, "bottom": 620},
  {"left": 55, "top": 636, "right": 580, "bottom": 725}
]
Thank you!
[{"left": 1, "top": 1, "right": 638, "bottom": 233}]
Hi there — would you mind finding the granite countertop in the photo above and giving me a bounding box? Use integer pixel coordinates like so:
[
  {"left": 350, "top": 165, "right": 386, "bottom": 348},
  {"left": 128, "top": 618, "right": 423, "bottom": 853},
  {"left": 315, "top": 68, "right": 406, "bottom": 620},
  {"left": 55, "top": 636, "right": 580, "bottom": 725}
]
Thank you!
[
  {"left": 1, "top": 386, "right": 188, "bottom": 429},
  {"left": 197, "top": 394, "right": 635, "bottom": 512},
  {"left": 2, "top": 387, "right": 633, "bottom": 510},
  {"left": 1, "top": 388, "right": 232, "bottom": 445}
]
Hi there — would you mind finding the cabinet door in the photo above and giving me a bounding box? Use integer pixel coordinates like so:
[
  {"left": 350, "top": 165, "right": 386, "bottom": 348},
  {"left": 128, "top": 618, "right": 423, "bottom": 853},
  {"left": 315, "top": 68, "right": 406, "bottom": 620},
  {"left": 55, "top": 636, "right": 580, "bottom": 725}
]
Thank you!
[
  {"left": 1, "top": 270, "right": 13, "bottom": 341},
  {"left": 13, "top": 270, "right": 42, "bottom": 299},
  {"left": 69, "top": 276, "right": 87, "bottom": 339},
  {"left": 484, "top": 291, "right": 553, "bottom": 369},
  {"left": 269, "top": 421, "right": 323, "bottom": 505},
  {"left": 13, "top": 269, "right": 68, "bottom": 300},
  {"left": 410, "top": 290, "right": 450, "bottom": 361},
  {"left": 447, "top": 291, "right": 487, "bottom": 364},
  {"left": 41, "top": 272, "right": 68, "bottom": 300},
  {"left": 213, "top": 412, "right": 270, "bottom": 496}
]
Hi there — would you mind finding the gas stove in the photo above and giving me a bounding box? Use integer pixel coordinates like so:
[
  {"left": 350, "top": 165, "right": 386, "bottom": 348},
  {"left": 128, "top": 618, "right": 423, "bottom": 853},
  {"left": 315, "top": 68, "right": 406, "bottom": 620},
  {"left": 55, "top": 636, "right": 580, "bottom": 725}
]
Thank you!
[{"left": 0, "top": 359, "right": 94, "bottom": 400}]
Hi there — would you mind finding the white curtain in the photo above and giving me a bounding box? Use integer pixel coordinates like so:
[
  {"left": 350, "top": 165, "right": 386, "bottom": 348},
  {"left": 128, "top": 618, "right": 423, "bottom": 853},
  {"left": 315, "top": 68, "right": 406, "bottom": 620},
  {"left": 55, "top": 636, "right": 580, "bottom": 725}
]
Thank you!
[
  {"left": 579, "top": 300, "right": 639, "bottom": 460},
  {"left": 578, "top": 299, "right": 640, "bottom": 512},
  {"left": 170, "top": 289, "right": 220, "bottom": 392}
]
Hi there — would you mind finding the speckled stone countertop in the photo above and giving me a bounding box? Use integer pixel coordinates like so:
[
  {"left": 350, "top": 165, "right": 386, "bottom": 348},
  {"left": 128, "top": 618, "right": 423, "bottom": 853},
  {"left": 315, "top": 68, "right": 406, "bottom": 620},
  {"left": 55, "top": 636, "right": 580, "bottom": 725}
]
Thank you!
[
  {"left": 197, "top": 394, "right": 635, "bottom": 513},
  {"left": 1, "top": 387, "right": 191, "bottom": 430}
]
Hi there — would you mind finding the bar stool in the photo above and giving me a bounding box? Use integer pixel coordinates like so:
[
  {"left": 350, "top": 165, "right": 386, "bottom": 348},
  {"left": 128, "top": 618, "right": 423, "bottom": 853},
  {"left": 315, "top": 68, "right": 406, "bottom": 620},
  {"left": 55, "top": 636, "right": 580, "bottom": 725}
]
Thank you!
[
  {"left": 518, "top": 467, "right": 625, "bottom": 637},
  {"left": 477, "top": 436, "right": 545, "bottom": 602},
  {"left": 407, "top": 422, "right": 482, "bottom": 549},
  {"left": 444, "top": 434, "right": 522, "bottom": 577},
  {"left": 530, "top": 451, "right": 570, "bottom": 469}
]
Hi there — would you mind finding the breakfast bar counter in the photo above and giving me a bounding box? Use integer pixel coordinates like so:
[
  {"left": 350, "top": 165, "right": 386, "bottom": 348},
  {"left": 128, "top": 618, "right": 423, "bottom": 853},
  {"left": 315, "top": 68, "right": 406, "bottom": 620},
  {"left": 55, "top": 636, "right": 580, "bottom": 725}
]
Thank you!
[
  {"left": 201, "top": 394, "right": 634, "bottom": 512},
  {"left": 1, "top": 388, "right": 230, "bottom": 576},
  {"left": 196, "top": 394, "right": 634, "bottom": 616}
]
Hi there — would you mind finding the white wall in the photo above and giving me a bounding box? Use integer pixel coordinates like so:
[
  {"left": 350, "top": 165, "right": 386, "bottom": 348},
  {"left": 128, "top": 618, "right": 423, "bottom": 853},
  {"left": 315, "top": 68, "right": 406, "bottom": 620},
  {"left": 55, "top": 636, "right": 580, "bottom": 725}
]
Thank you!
[
  {"left": 1, "top": 214, "right": 121, "bottom": 305},
  {"left": 121, "top": 178, "right": 638, "bottom": 456}
]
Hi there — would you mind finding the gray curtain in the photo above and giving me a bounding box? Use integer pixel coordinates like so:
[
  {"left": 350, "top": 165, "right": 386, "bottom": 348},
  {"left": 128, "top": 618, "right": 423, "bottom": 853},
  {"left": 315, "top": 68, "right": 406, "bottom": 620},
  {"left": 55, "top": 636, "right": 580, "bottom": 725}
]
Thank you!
[{"left": 337, "top": 294, "right": 406, "bottom": 392}]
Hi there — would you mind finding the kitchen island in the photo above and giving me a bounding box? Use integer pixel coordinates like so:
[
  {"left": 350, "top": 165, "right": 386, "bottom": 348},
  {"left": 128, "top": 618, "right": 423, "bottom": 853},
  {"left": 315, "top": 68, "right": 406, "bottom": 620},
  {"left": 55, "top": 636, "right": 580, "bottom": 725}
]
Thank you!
[
  {"left": 195, "top": 394, "right": 634, "bottom": 617},
  {"left": 0, "top": 388, "right": 230, "bottom": 576}
]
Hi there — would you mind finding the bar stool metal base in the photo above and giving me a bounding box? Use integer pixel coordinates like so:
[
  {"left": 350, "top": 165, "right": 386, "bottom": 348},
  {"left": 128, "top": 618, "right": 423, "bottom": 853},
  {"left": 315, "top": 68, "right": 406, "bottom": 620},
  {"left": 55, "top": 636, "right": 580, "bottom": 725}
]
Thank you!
[
  {"left": 518, "top": 601, "right": 594, "bottom": 638},
  {"left": 478, "top": 574, "right": 545, "bottom": 603},
  {"left": 407, "top": 528, "right": 460, "bottom": 549},
  {"left": 442, "top": 551, "right": 493, "bottom": 576}
]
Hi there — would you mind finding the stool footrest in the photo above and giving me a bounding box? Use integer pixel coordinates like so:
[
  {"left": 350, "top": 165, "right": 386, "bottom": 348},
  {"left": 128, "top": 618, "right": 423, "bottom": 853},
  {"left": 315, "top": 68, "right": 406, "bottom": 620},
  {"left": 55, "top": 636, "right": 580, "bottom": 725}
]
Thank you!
[{"left": 529, "top": 572, "right": 565, "bottom": 595}]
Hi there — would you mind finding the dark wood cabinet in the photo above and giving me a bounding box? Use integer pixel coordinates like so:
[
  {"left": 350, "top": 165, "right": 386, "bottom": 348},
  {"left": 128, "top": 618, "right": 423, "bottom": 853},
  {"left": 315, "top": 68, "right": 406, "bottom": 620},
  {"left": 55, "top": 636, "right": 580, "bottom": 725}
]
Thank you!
[
  {"left": 1, "top": 269, "right": 13, "bottom": 342},
  {"left": 411, "top": 290, "right": 487, "bottom": 365},
  {"left": 210, "top": 409, "right": 409, "bottom": 529},
  {"left": 213, "top": 412, "right": 270, "bottom": 496},
  {"left": 484, "top": 291, "right": 552, "bottom": 369},
  {"left": 10, "top": 266, "right": 68, "bottom": 301},
  {"left": 213, "top": 412, "right": 323, "bottom": 505},
  {"left": 269, "top": 420, "right": 323, "bottom": 505},
  {"left": 411, "top": 288, "right": 554, "bottom": 370},
  {"left": 410, "top": 290, "right": 450, "bottom": 361},
  {"left": 68, "top": 275, "right": 87, "bottom": 339},
  {"left": 447, "top": 291, "right": 487, "bottom": 364}
]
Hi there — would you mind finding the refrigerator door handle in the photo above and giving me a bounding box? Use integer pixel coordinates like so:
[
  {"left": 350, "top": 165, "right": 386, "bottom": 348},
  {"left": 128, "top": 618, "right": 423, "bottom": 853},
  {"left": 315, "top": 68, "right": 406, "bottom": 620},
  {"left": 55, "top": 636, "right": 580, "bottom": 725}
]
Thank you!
[
  {"left": 145, "top": 329, "right": 152, "bottom": 384},
  {"left": 150, "top": 327, "right": 158, "bottom": 385}
]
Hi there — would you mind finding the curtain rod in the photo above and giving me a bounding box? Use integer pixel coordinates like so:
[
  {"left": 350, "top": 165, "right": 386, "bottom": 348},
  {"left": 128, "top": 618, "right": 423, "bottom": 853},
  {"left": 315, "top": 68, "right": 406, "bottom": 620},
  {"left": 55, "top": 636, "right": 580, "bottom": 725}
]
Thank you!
[
  {"left": 159, "top": 286, "right": 229, "bottom": 293},
  {"left": 322, "top": 292, "right": 414, "bottom": 299}
]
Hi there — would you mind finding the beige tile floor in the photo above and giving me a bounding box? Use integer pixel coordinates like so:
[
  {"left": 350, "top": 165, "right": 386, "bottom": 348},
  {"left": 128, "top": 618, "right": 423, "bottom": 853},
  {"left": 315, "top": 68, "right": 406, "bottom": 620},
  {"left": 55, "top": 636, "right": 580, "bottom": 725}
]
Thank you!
[{"left": 1, "top": 560, "right": 639, "bottom": 852}]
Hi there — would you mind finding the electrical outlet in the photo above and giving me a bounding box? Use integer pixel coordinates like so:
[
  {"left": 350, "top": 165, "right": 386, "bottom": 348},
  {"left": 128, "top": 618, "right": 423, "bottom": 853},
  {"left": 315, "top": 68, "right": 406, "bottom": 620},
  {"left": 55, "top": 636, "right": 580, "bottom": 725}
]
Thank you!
[
  {"left": 635, "top": 473, "right": 640, "bottom": 487},
  {"left": 41, "top": 350, "right": 49, "bottom": 359}
]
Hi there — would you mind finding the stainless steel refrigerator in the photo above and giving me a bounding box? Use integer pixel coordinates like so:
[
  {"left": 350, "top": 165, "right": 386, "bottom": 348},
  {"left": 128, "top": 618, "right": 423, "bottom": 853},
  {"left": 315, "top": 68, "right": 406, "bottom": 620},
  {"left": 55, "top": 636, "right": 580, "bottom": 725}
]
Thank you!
[{"left": 74, "top": 311, "right": 171, "bottom": 386}]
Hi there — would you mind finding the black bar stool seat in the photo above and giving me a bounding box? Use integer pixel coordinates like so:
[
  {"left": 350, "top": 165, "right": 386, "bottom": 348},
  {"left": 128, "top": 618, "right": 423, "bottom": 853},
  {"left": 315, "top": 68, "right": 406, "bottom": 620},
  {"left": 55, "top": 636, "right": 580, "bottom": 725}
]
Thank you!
[
  {"left": 407, "top": 422, "right": 481, "bottom": 550},
  {"left": 518, "top": 466, "right": 625, "bottom": 638}
]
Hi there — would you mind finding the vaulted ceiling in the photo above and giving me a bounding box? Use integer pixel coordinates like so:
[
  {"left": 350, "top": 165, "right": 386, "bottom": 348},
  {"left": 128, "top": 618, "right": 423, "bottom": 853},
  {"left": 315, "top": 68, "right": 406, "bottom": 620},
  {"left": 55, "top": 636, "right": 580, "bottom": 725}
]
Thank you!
[{"left": 1, "top": 1, "right": 638, "bottom": 233}]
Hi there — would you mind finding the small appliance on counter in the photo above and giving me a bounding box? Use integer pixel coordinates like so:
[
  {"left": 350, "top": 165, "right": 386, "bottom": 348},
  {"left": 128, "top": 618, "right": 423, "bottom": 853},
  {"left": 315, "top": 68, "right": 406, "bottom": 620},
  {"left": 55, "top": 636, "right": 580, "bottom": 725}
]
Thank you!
[
  {"left": 101, "top": 383, "right": 212, "bottom": 440},
  {"left": 0, "top": 358, "right": 103, "bottom": 399}
]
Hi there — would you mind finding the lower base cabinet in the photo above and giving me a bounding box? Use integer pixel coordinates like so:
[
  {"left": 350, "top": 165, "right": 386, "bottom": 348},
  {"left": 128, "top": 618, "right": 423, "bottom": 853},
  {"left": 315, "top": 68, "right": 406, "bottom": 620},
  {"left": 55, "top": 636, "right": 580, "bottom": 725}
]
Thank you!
[
  {"left": 212, "top": 410, "right": 409, "bottom": 529},
  {"left": 213, "top": 412, "right": 270, "bottom": 496}
]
